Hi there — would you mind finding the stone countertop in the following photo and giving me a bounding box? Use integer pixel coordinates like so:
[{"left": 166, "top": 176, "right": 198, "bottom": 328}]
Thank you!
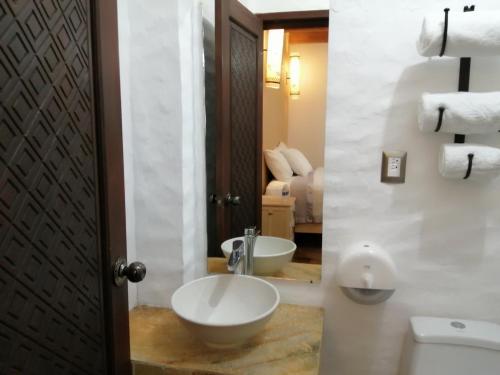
[
  {"left": 130, "top": 304, "right": 324, "bottom": 375},
  {"left": 207, "top": 257, "right": 321, "bottom": 283}
]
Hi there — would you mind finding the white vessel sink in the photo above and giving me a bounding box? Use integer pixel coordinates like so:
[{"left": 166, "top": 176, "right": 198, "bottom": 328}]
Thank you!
[
  {"left": 171, "top": 274, "right": 279, "bottom": 348},
  {"left": 221, "top": 236, "right": 296, "bottom": 275}
]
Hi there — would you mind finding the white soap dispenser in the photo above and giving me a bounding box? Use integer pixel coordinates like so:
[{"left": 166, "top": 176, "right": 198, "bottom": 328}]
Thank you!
[{"left": 336, "top": 242, "right": 397, "bottom": 304}]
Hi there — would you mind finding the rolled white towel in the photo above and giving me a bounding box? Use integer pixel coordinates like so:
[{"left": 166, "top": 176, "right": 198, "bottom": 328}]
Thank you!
[
  {"left": 418, "top": 92, "right": 500, "bottom": 134},
  {"left": 265, "top": 180, "right": 290, "bottom": 196},
  {"left": 439, "top": 143, "right": 500, "bottom": 179},
  {"left": 417, "top": 10, "right": 500, "bottom": 57}
]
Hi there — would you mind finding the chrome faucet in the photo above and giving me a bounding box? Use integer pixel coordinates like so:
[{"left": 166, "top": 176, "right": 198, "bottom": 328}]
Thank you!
[
  {"left": 243, "top": 227, "right": 257, "bottom": 275},
  {"left": 227, "top": 227, "right": 258, "bottom": 275}
]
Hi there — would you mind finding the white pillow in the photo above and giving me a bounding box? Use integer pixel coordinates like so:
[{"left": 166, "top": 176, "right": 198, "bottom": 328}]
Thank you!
[
  {"left": 264, "top": 149, "right": 293, "bottom": 181},
  {"left": 280, "top": 148, "right": 313, "bottom": 176}
]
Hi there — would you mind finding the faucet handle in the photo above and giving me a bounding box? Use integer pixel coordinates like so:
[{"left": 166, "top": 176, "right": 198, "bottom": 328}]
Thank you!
[
  {"left": 228, "top": 240, "right": 244, "bottom": 272},
  {"left": 232, "top": 240, "right": 244, "bottom": 251}
]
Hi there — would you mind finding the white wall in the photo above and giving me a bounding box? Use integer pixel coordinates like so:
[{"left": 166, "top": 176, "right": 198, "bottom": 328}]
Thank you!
[
  {"left": 119, "top": 0, "right": 186, "bottom": 307},
  {"left": 262, "top": 83, "right": 288, "bottom": 151},
  {"left": 178, "top": 1, "right": 208, "bottom": 284},
  {"left": 200, "top": 0, "right": 214, "bottom": 25},
  {"left": 263, "top": 39, "right": 328, "bottom": 169},
  {"left": 287, "top": 42, "right": 328, "bottom": 168},
  {"left": 120, "top": 1, "right": 500, "bottom": 374},
  {"left": 254, "top": 0, "right": 500, "bottom": 374},
  {"left": 239, "top": 0, "right": 329, "bottom": 13}
]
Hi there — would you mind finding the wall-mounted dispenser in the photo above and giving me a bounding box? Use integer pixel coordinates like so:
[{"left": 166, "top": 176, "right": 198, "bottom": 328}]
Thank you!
[{"left": 336, "top": 242, "right": 397, "bottom": 305}]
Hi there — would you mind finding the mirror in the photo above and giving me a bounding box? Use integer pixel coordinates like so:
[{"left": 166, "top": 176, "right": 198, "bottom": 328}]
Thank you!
[{"left": 204, "top": 1, "right": 329, "bottom": 283}]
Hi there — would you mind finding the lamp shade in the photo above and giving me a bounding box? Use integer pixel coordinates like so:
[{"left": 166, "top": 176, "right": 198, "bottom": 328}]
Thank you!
[
  {"left": 265, "top": 29, "right": 284, "bottom": 88},
  {"left": 289, "top": 53, "right": 300, "bottom": 98}
]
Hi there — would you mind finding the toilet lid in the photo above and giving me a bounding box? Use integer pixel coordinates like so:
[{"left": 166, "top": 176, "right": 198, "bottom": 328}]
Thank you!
[{"left": 410, "top": 316, "right": 500, "bottom": 351}]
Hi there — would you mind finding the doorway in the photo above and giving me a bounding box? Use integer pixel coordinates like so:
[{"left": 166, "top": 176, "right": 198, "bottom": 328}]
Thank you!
[{"left": 260, "top": 13, "right": 329, "bottom": 266}]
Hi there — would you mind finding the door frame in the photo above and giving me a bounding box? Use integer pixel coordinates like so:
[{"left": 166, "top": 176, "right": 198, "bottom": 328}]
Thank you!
[
  {"left": 213, "top": 7, "right": 329, "bottom": 247},
  {"left": 91, "top": 1, "right": 131, "bottom": 374},
  {"left": 215, "top": 0, "right": 263, "bottom": 244},
  {"left": 258, "top": 11, "right": 329, "bottom": 29}
]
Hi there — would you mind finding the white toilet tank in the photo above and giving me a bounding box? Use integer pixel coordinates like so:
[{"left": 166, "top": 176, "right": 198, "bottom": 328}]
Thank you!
[{"left": 399, "top": 316, "right": 500, "bottom": 375}]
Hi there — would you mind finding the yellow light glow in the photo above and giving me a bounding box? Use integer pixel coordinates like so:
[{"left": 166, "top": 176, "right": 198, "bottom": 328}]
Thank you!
[
  {"left": 289, "top": 53, "right": 300, "bottom": 98},
  {"left": 265, "top": 29, "right": 284, "bottom": 89}
]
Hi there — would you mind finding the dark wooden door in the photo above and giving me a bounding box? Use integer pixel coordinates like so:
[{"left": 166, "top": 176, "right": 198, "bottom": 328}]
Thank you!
[
  {"left": 215, "top": 0, "right": 263, "bottom": 244},
  {"left": 0, "top": 1, "right": 131, "bottom": 374}
]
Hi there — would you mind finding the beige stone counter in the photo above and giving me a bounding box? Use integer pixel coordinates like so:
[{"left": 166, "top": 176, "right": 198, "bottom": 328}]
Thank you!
[
  {"left": 130, "top": 304, "right": 324, "bottom": 375},
  {"left": 207, "top": 257, "right": 321, "bottom": 283}
]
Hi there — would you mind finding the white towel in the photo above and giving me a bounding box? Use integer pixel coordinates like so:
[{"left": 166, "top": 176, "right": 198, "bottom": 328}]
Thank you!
[
  {"left": 439, "top": 143, "right": 500, "bottom": 179},
  {"left": 265, "top": 180, "right": 290, "bottom": 197},
  {"left": 418, "top": 92, "right": 500, "bottom": 134},
  {"left": 417, "top": 10, "right": 500, "bottom": 57}
]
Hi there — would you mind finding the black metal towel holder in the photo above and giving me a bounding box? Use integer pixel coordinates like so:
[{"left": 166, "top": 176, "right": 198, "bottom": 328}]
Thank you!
[
  {"left": 435, "top": 107, "right": 445, "bottom": 132},
  {"left": 456, "top": 5, "right": 475, "bottom": 146},
  {"left": 439, "top": 5, "right": 476, "bottom": 179},
  {"left": 464, "top": 153, "right": 474, "bottom": 179}
]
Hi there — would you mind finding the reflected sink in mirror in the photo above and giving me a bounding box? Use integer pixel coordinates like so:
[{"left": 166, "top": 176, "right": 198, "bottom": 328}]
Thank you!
[
  {"left": 171, "top": 274, "right": 279, "bottom": 348},
  {"left": 221, "top": 236, "right": 296, "bottom": 276}
]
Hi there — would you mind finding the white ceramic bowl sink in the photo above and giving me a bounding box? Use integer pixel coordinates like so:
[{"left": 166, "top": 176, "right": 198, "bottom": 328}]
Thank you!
[
  {"left": 221, "top": 236, "right": 296, "bottom": 275},
  {"left": 171, "top": 274, "right": 280, "bottom": 348}
]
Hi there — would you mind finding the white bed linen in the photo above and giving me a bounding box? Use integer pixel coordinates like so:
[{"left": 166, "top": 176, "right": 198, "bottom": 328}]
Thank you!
[
  {"left": 310, "top": 167, "right": 324, "bottom": 223},
  {"left": 265, "top": 167, "right": 324, "bottom": 224}
]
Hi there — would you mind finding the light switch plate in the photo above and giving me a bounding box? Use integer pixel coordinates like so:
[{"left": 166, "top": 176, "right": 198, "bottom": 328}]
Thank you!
[{"left": 381, "top": 151, "right": 407, "bottom": 183}]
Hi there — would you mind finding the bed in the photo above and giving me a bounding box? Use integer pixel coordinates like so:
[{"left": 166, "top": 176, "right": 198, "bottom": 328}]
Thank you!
[{"left": 264, "top": 167, "right": 324, "bottom": 234}]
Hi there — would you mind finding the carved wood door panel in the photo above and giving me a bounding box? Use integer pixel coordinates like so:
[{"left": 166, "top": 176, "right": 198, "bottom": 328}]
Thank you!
[
  {"left": 0, "top": 1, "right": 130, "bottom": 374},
  {"left": 215, "top": 0, "right": 263, "bottom": 243}
]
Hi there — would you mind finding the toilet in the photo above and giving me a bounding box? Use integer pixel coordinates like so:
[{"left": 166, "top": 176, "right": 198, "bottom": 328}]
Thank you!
[{"left": 399, "top": 316, "right": 500, "bottom": 375}]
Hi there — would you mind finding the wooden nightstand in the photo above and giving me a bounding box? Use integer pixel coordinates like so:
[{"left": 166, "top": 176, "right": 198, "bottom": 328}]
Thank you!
[{"left": 261, "top": 195, "right": 296, "bottom": 240}]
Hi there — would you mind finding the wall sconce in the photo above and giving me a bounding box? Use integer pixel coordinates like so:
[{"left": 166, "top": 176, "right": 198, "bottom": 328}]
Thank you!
[
  {"left": 265, "top": 29, "right": 284, "bottom": 89},
  {"left": 288, "top": 53, "right": 300, "bottom": 98}
]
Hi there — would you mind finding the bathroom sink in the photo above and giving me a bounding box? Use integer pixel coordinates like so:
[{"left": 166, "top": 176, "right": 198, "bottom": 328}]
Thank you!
[
  {"left": 171, "top": 274, "right": 280, "bottom": 348},
  {"left": 221, "top": 236, "right": 296, "bottom": 275}
]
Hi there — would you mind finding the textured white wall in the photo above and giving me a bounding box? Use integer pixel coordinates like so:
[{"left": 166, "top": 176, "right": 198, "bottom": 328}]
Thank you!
[
  {"left": 239, "top": 0, "right": 329, "bottom": 13},
  {"left": 120, "top": 0, "right": 207, "bottom": 308},
  {"left": 200, "top": 0, "right": 214, "bottom": 25},
  {"left": 250, "top": 0, "right": 500, "bottom": 374},
  {"left": 328, "top": 0, "right": 500, "bottom": 374},
  {"left": 119, "top": 1, "right": 500, "bottom": 374},
  {"left": 178, "top": 1, "right": 208, "bottom": 284},
  {"left": 119, "top": 0, "right": 185, "bottom": 307}
]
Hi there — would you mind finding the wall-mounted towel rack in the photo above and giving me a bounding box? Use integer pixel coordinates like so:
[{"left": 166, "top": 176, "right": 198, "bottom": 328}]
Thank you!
[
  {"left": 464, "top": 153, "right": 474, "bottom": 179},
  {"left": 455, "top": 5, "right": 475, "bottom": 144},
  {"left": 419, "top": 5, "right": 500, "bottom": 180},
  {"left": 439, "top": 5, "right": 475, "bottom": 143},
  {"left": 439, "top": 8, "right": 450, "bottom": 57}
]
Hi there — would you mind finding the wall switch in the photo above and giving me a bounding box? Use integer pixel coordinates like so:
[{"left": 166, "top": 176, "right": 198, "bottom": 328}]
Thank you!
[{"left": 381, "top": 151, "right": 407, "bottom": 183}]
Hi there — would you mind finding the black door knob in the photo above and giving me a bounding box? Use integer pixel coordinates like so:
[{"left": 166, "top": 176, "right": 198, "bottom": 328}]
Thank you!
[
  {"left": 124, "top": 262, "right": 146, "bottom": 282},
  {"left": 209, "top": 193, "right": 224, "bottom": 206},
  {"left": 225, "top": 193, "right": 241, "bottom": 206},
  {"left": 113, "top": 257, "right": 146, "bottom": 286}
]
